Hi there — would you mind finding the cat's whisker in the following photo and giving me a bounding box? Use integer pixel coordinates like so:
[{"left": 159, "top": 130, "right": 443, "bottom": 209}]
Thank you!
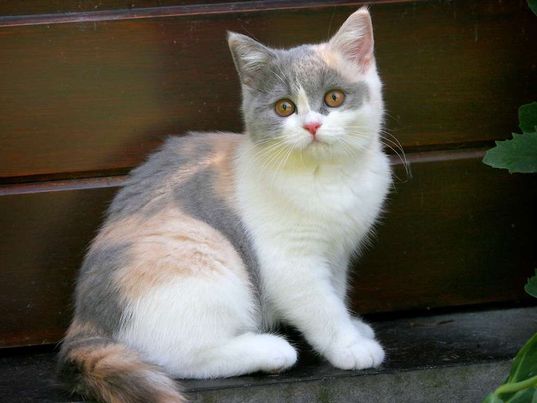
[
  {"left": 272, "top": 145, "right": 294, "bottom": 186},
  {"left": 345, "top": 125, "right": 411, "bottom": 180},
  {"left": 377, "top": 133, "right": 411, "bottom": 179},
  {"left": 339, "top": 138, "right": 359, "bottom": 159},
  {"left": 378, "top": 140, "right": 410, "bottom": 181},
  {"left": 254, "top": 146, "right": 287, "bottom": 172},
  {"left": 258, "top": 141, "right": 291, "bottom": 173},
  {"left": 344, "top": 132, "right": 410, "bottom": 181},
  {"left": 252, "top": 137, "right": 288, "bottom": 156},
  {"left": 271, "top": 69, "right": 287, "bottom": 87}
]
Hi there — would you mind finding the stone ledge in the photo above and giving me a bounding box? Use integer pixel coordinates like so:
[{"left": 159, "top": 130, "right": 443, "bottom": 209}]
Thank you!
[{"left": 1, "top": 306, "right": 535, "bottom": 402}]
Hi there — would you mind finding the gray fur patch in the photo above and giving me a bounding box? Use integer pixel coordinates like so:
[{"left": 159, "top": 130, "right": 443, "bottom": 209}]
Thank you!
[
  {"left": 173, "top": 168, "right": 264, "bottom": 321},
  {"left": 108, "top": 138, "right": 212, "bottom": 220},
  {"left": 74, "top": 242, "right": 132, "bottom": 336},
  {"left": 238, "top": 44, "right": 370, "bottom": 142},
  {"left": 83, "top": 134, "right": 264, "bottom": 329}
]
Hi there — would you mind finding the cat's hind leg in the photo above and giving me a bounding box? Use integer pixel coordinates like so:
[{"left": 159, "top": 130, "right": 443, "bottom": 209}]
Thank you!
[
  {"left": 118, "top": 273, "right": 297, "bottom": 379},
  {"left": 113, "top": 212, "right": 297, "bottom": 379},
  {"left": 179, "top": 332, "right": 297, "bottom": 378}
]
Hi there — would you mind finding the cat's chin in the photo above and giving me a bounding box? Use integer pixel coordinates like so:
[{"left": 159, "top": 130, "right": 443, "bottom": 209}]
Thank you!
[{"left": 296, "top": 141, "right": 362, "bottom": 163}]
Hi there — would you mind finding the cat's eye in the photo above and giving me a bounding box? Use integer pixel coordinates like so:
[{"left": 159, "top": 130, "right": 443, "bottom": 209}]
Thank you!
[
  {"left": 274, "top": 99, "right": 296, "bottom": 117},
  {"left": 324, "top": 90, "right": 345, "bottom": 108}
]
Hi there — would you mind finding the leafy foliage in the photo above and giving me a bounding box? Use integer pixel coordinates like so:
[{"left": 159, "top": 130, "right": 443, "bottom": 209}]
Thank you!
[
  {"left": 526, "top": 271, "right": 537, "bottom": 298},
  {"left": 483, "top": 101, "right": 537, "bottom": 173},
  {"left": 483, "top": 333, "right": 537, "bottom": 402},
  {"left": 483, "top": 133, "right": 537, "bottom": 173},
  {"left": 519, "top": 102, "right": 537, "bottom": 134},
  {"left": 529, "top": 0, "right": 537, "bottom": 16},
  {"left": 483, "top": 273, "right": 537, "bottom": 402},
  {"left": 482, "top": 3, "right": 537, "bottom": 402}
]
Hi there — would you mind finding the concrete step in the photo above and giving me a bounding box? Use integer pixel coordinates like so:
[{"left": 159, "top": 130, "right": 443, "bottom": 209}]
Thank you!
[{"left": 1, "top": 306, "right": 536, "bottom": 402}]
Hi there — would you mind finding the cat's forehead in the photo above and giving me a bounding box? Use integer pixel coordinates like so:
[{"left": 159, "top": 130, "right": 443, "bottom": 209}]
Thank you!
[
  {"left": 272, "top": 45, "right": 326, "bottom": 92},
  {"left": 265, "top": 44, "right": 360, "bottom": 99},
  {"left": 280, "top": 46, "right": 324, "bottom": 78}
]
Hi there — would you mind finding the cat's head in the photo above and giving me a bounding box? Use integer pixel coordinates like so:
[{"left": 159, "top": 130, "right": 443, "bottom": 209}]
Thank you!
[{"left": 228, "top": 7, "right": 383, "bottom": 163}]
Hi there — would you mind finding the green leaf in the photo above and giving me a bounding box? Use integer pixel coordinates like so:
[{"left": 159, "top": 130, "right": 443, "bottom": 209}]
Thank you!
[
  {"left": 483, "top": 133, "right": 537, "bottom": 173},
  {"left": 483, "top": 393, "right": 504, "bottom": 403},
  {"left": 507, "top": 333, "right": 537, "bottom": 384},
  {"left": 505, "top": 388, "right": 537, "bottom": 403},
  {"left": 526, "top": 271, "right": 537, "bottom": 298},
  {"left": 520, "top": 102, "right": 537, "bottom": 134},
  {"left": 484, "top": 393, "right": 505, "bottom": 403},
  {"left": 529, "top": 0, "right": 537, "bottom": 16}
]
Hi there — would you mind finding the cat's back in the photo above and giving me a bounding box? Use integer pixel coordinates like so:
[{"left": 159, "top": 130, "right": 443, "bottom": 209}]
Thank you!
[
  {"left": 75, "top": 131, "right": 251, "bottom": 333},
  {"left": 81, "top": 130, "right": 247, "bottom": 289},
  {"left": 107, "top": 131, "right": 243, "bottom": 222}
]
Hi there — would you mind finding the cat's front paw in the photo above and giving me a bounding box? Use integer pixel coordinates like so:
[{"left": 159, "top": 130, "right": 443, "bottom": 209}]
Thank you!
[
  {"left": 351, "top": 318, "right": 375, "bottom": 339},
  {"left": 326, "top": 337, "right": 385, "bottom": 370}
]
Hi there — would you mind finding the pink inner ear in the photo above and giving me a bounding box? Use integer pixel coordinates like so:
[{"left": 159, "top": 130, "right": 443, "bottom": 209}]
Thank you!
[
  {"left": 330, "top": 11, "right": 375, "bottom": 72},
  {"left": 353, "top": 35, "right": 373, "bottom": 72}
]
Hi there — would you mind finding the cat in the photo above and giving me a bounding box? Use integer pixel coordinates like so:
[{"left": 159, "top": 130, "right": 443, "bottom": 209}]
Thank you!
[{"left": 58, "top": 7, "right": 392, "bottom": 403}]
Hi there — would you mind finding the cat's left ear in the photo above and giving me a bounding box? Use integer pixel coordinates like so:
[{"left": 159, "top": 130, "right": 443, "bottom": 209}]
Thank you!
[
  {"left": 328, "top": 7, "right": 375, "bottom": 71},
  {"left": 228, "top": 32, "right": 275, "bottom": 88}
]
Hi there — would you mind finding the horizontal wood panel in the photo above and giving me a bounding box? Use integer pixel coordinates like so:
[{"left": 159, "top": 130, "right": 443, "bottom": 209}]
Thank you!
[
  {"left": 1, "top": 0, "right": 535, "bottom": 180},
  {"left": 0, "top": 150, "right": 535, "bottom": 347},
  {"left": 350, "top": 152, "right": 537, "bottom": 313},
  {"left": 0, "top": 0, "right": 247, "bottom": 17},
  {"left": 0, "top": 1, "right": 400, "bottom": 23}
]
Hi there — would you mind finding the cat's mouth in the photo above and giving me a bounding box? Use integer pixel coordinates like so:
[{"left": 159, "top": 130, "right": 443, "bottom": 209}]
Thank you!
[{"left": 306, "top": 136, "right": 331, "bottom": 148}]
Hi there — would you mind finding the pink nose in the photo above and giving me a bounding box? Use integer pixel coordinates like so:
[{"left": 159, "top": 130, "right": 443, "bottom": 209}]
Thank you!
[{"left": 303, "top": 122, "right": 322, "bottom": 136}]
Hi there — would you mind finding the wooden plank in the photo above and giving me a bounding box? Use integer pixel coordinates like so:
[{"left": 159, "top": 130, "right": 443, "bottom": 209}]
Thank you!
[
  {"left": 0, "top": 149, "right": 535, "bottom": 347},
  {"left": 0, "top": 1, "right": 410, "bottom": 25},
  {"left": 0, "top": 186, "right": 117, "bottom": 347},
  {"left": 350, "top": 152, "right": 537, "bottom": 314},
  {"left": 0, "top": 0, "right": 535, "bottom": 180},
  {"left": 0, "top": 0, "right": 246, "bottom": 18}
]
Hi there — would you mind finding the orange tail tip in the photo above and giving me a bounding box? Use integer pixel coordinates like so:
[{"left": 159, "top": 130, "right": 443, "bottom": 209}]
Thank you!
[{"left": 58, "top": 336, "right": 185, "bottom": 403}]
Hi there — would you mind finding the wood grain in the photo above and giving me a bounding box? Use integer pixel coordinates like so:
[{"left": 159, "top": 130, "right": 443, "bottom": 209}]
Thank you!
[
  {"left": 0, "top": 1, "right": 411, "bottom": 25},
  {"left": 1, "top": 149, "right": 535, "bottom": 347},
  {"left": 0, "top": 0, "right": 246, "bottom": 18},
  {"left": 1, "top": 0, "right": 535, "bottom": 181}
]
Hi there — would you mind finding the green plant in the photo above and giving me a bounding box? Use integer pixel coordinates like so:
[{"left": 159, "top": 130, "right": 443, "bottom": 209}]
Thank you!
[
  {"left": 481, "top": 4, "right": 537, "bottom": 400},
  {"left": 481, "top": 101, "right": 537, "bottom": 402},
  {"left": 483, "top": 0, "right": 537, "bottom": 175},
  {"left": 482, "top": 274, "right": 537, "bottom": 403},
  {"left": 483, "top": 102, "right": 537, "bottom": 173}
]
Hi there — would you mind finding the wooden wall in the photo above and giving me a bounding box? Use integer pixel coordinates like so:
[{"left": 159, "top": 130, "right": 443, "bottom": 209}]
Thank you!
[{"left": 1, "top": 0, "right": 536, "bottom": 347}]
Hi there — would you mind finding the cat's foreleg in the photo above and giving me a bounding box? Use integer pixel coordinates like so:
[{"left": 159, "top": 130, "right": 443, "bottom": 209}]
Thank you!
[
  {"left": 351, "top": 317, "right": 376, "bottom": 339},
  {"left": 331, "top": 256, "right": 376, "bottom": 340},
  {"left": 265, "top": 255, "right": 384, "bottom": 370}
]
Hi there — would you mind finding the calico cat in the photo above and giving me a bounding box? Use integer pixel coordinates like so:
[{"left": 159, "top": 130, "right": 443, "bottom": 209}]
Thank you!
[{"left": 58, "top": 7, "right": 392, "bottom": 403}]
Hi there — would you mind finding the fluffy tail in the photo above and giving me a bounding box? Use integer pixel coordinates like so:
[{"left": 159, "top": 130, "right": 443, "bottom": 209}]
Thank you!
[{"left": 58, "top": 334, "right": 185, "bottom": 403}]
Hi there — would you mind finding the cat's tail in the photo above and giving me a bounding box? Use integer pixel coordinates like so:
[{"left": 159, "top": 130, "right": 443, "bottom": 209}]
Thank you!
[{"left": 58, "top": 331, "right": 185, "bottom": 403}]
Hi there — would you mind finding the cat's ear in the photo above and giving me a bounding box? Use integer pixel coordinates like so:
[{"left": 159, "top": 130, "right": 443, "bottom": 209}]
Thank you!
[
  {"left": 328, "top": 7, "right": 374, "bottom": 71},
  {"left": 228, "top": 32, "right": 275, "bottom": 87}
]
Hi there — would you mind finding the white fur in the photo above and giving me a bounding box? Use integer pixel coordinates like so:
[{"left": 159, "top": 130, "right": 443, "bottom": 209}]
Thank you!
[
  {"left": 234, "top": 131, "right": 390, "bottom": 369},
  {"left": 118, "top": 8, "right": 390, "bottom": 377},
  {"left": 233, "top": 42, "right": 391, "bottom": 369},
  {"left": 118, "top": 272, "right": 297, "bottom": 378}
]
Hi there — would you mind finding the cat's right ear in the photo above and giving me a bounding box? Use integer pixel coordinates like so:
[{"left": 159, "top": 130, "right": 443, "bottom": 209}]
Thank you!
[
  {"left": 227, "top": 32, "right": 275, "bottom": 88},
  {"left": 328, "top": 7, "right": 375, "bottom": 72}
]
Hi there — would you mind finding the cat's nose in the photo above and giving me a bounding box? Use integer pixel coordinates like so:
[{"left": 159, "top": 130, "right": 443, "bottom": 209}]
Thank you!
[{"left": 303, "top": 122, "right": 322, "bottom": 137}]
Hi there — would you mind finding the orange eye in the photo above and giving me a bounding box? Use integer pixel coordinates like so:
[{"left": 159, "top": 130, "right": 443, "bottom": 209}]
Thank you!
[
  {"left": 324, "top": 90, "right": 345, "bottom": 107},
  {"left": 275, "top": 99, "right": 296, "bottom": 117}
]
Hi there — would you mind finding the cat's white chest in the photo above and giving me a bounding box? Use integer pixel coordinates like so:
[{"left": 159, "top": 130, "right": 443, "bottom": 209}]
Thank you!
[{"left": 236, "top": 145, "right": 392, "bottom": 260}]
